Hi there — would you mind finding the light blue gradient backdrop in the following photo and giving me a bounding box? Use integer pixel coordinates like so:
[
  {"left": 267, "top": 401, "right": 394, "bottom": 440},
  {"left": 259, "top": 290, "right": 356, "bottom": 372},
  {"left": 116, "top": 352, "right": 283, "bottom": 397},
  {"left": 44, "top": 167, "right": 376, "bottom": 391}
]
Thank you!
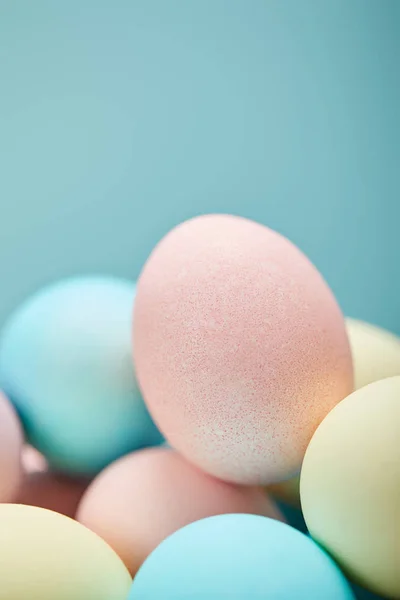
[{"left": 1, "top": 1, "right": 399, "bottom": 332}]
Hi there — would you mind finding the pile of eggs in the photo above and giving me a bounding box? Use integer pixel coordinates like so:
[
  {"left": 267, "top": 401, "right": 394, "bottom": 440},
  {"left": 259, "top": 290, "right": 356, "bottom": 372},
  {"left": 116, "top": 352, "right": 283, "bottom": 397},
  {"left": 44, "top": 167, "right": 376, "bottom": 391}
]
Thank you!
[{"left": 0, "top": 214, "right": 398, "bottom": 599}]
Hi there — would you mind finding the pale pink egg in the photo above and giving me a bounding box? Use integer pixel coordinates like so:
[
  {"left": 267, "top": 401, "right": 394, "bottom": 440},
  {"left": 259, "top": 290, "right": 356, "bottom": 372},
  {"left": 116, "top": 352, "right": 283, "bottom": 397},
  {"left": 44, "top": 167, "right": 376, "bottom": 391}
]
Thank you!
[
  {"left": 17, "top": 471, "right": 89, "bottom": 518},
  {"left": 22, "top": 445, "right": 48, "bottom": 473},
  {"left": 77, "top": 447, "right": 282, "bottom": 575},
  {"left": 0, "top": 391, "right": 23, "bottom": 502},
  {"left": 134, "top": 215, "right": 353, "bottom": 484}
]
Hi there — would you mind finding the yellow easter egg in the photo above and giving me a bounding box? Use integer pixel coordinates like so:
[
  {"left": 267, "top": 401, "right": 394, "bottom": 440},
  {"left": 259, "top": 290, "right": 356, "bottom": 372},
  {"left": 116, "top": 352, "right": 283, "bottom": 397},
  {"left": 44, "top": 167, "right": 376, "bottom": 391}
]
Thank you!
[
  {"left": 0, "top": 504, "right": 131, "bottom": 600},
  {"left": 346, "top": 318, "right": 400, "bottom": 390},
  {"left": 300, "top": 377, "right": 400, "bottom": 598}
]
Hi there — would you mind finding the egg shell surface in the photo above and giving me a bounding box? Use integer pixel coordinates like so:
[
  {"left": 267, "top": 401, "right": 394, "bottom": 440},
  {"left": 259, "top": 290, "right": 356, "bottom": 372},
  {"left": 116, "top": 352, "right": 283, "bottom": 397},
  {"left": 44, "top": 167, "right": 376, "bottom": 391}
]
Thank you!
[
  {"left": 301, "top": 376, "right": 400, "bottom": 599},
  {"left": 128, "top": 514, "right": 355, "bottom": 600},
  {"left": 0, "top": 276, "right": 163, "bottom": 475},
  {"left": 0, "top": 391, "right": 23, "bottom": 502},
  {"left": 346, "top": 318, "right": 400, "bottom": 390},
  {"left": 77, "top": 446, "right": 282, "bottom": 575},
  {"left": 22, "top": 445, "right": 48, "bottom": 473},
  {"left": 0, "top": 504, "right": 131, "bottom": 600},
  {"left": 134, "top": 214, "right": 353, "bottom": 484},
  {"left": 269, "top": 318, "right": 400, "bottom": 509}
]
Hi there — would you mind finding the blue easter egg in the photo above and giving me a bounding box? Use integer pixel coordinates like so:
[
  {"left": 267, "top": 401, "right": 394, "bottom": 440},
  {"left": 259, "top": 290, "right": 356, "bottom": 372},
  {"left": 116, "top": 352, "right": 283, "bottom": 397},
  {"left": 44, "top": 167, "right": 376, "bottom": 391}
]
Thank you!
[
  {"left": 128, "top": 514, "right": 355, "bottom": 600},
  {"left": 0, "top": 276, "right": 163, "bottom": 474}
]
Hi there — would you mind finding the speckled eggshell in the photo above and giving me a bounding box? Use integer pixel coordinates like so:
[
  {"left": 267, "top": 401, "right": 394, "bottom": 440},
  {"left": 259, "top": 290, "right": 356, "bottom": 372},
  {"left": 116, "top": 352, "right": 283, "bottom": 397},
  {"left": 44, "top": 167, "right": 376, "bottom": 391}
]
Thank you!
[
  {"left": 0, "top": 391, "right": 23, "bottom": 502},
  {"left": 77, "top": 447, "right": 282, "bottom": 575},
  {"left": 346, "top": 318, "right": 400, "bottom": 390},
  {"left": 134, "top": 215, "right": 353, "bottom": 484},
  {"left": 267, "top": 319, "right": 400, "bottom": 506},
  {"left": 301, "top": 376, "right": 400, "bottom": 599}
]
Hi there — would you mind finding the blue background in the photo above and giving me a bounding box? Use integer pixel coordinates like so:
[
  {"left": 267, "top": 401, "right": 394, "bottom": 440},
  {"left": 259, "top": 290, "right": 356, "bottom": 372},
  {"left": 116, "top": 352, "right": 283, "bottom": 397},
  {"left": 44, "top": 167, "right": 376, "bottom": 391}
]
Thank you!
[{"left": 1, "top": 0, "right": 399, "bottom": 333}]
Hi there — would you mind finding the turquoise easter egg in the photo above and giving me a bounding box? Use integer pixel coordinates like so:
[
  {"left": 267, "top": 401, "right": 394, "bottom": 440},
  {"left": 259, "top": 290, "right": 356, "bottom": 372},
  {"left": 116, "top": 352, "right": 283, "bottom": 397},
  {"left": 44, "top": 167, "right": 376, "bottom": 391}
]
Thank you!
[
  {"left": 0, "top": 276, "right": 162, "bottom": 475},
  {"left": 128, "top": 514, "right": 355, "bottom": 600}
]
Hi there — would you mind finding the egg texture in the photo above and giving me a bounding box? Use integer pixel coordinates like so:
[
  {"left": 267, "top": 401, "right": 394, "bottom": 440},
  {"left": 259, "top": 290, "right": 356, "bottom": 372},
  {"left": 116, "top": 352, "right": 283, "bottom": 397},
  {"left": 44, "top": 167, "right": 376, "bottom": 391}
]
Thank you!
[
  {"left": 134, "top": 215, "right": 353, "bottom": 484},
  {"left": 128, "top": 514, "right": 355, "bottom": 600},
  {"left": 77, "top": 446, "right": 282, "bottom": 575},
  {"left": 0, "top": 504, "right": 131, "bottom": 600},
  {"left": 22, "top": 445, "right": 48, "bottom": 473},
  {"left": 268, "top": 318, "right": 400, "bottom": 506},
  {"left": 301, "top": 377, "right": 400, "bottom": 599},
  {"left": 346, "top": 318, "right": 400, "bottom": 390},
  {"left": 0, "top": 276, "right": 163, "bottom": 475},
  {"left": 0, "top": 391, "right": 23, "bottom": 502}
]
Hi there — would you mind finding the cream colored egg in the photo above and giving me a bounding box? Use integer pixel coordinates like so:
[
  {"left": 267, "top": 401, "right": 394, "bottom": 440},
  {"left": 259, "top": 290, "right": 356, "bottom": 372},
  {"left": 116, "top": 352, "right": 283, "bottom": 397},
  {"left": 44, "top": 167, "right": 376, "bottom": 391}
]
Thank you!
[
  {"left": 346, "top": 318, "right": 400, "bottom": 390},
  {"left": 0, "top": 504, "right": 131, "bottom": 600},
  {"left": 300, "top": 377, "right": 400, "bottom": 599}
]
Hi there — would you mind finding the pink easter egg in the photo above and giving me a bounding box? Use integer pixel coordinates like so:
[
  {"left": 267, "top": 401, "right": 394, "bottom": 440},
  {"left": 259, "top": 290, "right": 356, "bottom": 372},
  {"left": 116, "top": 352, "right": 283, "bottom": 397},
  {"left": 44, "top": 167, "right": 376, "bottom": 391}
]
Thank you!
[
  {"left": 22, "top": 445, "right": 48, "bottom": 473},
  {"left": 133, "top": 215, "right": 353, "bottom": 484},
  {"left": 77, "top": 447, "right": 282, "bottom": 574},
  {"left": 0, "top": 391, "right": 23, "bottom": 502}
]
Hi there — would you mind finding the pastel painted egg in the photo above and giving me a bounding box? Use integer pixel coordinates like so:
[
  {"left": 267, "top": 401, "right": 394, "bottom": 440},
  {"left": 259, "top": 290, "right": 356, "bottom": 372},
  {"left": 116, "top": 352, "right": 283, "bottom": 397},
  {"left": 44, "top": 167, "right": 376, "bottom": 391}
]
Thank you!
[
  {"left": 267, "top": 319, "right": 400, "bottom": 508},
  {"left": 346, "top": 318, "right": 400, "bottom": 390},
  {"left": 0, "top": 391, "right": 23, "bottom": 502},
  {"left": 134, "top": 215, "right": 353, "bottom": 484},
  {"left": 17, "top": 471, "right": 89, "bottom": 519},
  {"left": 22, "top": 445, "right": 48, "bottom": 473},
  {"left": 301, "top": 377, "right": 400, "bottom": 598},
  {"left": 0, "top": 504, "right": 131, "bottom": 599},
  {"left": 128, "top": 514, "right": 355, "bottom": 600},
  {"left": 0, "top": 277, "right": 163, "bottom": 475},
  {"left": 77, "top": 447, "right": 282, "bottom": 575}
]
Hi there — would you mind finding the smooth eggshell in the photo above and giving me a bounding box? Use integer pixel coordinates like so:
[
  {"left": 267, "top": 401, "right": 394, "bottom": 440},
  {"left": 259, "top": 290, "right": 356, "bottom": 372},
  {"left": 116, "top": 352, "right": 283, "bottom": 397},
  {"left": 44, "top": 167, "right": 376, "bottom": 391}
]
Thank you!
[
  {"left": 22, "top": 445, "right": 48, "bottom": 473},
  {"left": 300, "top": 377, "right": 400, "bottom": 598},
  {"left": 0, "top": 276, "right": 163, "bottom": 475},
  {"left": 128, "top": 514, "right": 355, "bottom": 600},
  {"left": 134, "top": 215, "right": 353, "bottom": 484},
  {"left": 77, "top": 447, "right": 282, "bottom": 575},
  {"left": 346, "top": 318, "right": 400, "bottom": 390},
  {"left": 17, "top": 471, "right": 89, "bottom": 519},
  {"left": 0, "top": 504, "right": 131, "bottom": 599},
  {"left": 0, "top": 391, "right": 23, "bottom": 502},
  {"left": 268, "top": 318, "right": 400, "bottom": 508}
]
